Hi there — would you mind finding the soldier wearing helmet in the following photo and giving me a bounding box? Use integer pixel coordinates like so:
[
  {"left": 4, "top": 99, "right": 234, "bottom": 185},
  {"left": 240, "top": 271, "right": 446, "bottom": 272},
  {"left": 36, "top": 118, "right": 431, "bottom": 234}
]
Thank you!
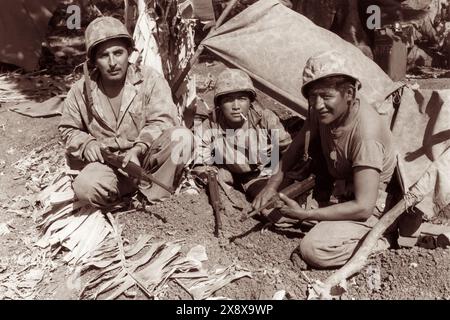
[
  {"left": 192, "top": 68, "right": 292, "bottom": 199},
  {"left": 58, "top": 17, "right": 194, "bottom": 207},
  {"left": 254, "top": 51, "right": 398, "bottom": 269}
]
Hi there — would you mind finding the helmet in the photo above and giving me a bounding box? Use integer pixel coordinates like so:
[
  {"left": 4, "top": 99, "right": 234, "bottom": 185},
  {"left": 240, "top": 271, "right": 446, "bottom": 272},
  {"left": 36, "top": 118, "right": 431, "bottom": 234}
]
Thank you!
[
  {"left": 85, "top": 16, "right": 133, "bottom": 60},
  {"left": 301, "top": 50, "right": 361, "bottom": 98},
  {"left": 214, "top": 68, "right": 256, "bottom": 106}
]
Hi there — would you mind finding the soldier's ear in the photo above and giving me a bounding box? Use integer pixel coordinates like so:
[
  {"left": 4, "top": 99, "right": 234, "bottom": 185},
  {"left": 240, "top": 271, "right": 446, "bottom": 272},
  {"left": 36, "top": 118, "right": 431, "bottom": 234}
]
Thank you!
[{"left": 343, "top": 85, "right": 355, "bottom": 101}]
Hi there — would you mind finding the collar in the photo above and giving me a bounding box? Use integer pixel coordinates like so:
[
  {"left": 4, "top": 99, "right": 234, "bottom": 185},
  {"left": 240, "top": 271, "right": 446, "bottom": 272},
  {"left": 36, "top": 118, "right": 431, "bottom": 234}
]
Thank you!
[{"left": 247, "top": 101, "right": 264, "bottom": 127}]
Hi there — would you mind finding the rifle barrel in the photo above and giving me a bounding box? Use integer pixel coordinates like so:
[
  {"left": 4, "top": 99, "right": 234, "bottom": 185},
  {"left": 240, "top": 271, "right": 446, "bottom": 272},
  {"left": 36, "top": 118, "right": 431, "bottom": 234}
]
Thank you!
[
  {"left": 207, "top": 169, "right": 224, "bottom": 235},
  {"left": 241, "top": 174, "right": 316, "bottom": 222},
  {"left": 100, "top": 148, "right": 174, "bottom": 193}
]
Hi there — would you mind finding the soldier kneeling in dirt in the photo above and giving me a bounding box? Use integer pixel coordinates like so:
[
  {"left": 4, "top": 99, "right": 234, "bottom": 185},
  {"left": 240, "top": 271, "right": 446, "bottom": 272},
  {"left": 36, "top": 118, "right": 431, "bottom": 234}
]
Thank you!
[
  {"left": 59, "top": 17, "right": 193, "bottom": 207},
  {"left": 253, "top": 51, "right": 400, "bottom": 269},
  {"left": 192, "top": 68, "right": 292, "bottom": 202}
]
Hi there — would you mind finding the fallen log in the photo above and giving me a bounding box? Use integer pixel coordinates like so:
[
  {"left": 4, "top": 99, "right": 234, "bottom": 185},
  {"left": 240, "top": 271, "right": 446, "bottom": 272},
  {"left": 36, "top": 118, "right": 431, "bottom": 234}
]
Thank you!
[{"left": 311, "top": 148, "right": 450, "bottom": 299}]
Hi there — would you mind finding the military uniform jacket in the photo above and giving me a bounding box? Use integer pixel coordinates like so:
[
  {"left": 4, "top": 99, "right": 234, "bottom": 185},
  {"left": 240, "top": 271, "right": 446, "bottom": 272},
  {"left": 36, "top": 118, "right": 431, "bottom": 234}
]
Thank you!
[
  {"left": 59, "top": 64, "right": 179, "bottom": 161},
  {"left": 194, "top": 101, "right": 292, "bottom": 174}
]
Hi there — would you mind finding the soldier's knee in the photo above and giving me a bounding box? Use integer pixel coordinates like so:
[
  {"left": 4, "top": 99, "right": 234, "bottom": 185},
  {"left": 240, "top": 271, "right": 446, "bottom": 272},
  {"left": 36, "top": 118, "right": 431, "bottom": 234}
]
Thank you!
[
  {"left": 170, "top": 127, "right": 194, "bottom": 163},
  {"left": 73, "top": 173, "right": 97, "bottom": 203},
  {"left": 172, "top": 127, "right": 194, "bottom": 148},
  {"left": 298, "top": 232, "right": 342, "bottom": 269},
  {"left": 298, "top": 234, "right": 326, "bottom": 268},
  {"left": 72, "top": 165, "right": 119, "bottom": 207}
]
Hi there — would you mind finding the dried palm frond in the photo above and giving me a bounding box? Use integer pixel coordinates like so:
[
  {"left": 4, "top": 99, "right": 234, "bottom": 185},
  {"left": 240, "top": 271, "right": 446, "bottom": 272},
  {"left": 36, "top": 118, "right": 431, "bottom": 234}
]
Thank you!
[
  {"left": 79, "top": 213, "right": 195, "bottom": 300},
  {"left": 13, "top": 142, "right": 66, "bottom": 194},
  {"left": 35, "top": 171, "right": 114, "bottom": 265},
  {"left": 175, "top": 265, "right": 252, "bottom": 300},
  {"left": 33, "top": 169, "right": 251, "bottom": 300}
]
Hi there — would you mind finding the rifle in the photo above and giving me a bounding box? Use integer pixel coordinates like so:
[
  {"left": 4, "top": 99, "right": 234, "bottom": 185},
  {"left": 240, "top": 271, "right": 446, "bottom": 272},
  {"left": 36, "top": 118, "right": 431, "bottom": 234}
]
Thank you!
[
  {"left": 206, "top": 168, "right": 225, "bottom": 237},
  {"left": 100, "top": 148, "right": 174, "bottom": 193},
  {"left": 240, "top": 174, "right": 316, "bottom": 222}
]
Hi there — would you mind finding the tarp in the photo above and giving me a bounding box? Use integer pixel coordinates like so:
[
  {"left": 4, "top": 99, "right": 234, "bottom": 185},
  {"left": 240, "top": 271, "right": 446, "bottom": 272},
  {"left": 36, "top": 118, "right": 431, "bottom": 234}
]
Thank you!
[
  {"left": 392, "top": 86, "right": 450, "bottom": 217},
  {"left": 201, "top": 0, "right": 398, "bottom": 117},
  {"left": 0, "top": 0, "right": 60, "bottom": 71}
]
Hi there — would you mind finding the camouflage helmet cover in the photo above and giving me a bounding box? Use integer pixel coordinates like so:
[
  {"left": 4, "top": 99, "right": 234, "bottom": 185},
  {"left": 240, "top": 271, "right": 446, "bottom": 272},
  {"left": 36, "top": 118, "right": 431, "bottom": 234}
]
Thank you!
[
  {"left": 85, "top": 16, "right": 133, "bottom": 60},
  {"left": 301, "top": 50, "right": 361, "bottom": 98},
  {"left": 214, "top": 68, "right": 256, "bottom": 106}
]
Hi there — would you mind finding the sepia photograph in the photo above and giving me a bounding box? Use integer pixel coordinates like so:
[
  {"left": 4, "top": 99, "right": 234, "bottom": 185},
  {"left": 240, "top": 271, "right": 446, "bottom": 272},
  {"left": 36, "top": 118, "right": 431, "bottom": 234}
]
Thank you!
[{"left": 0, "top": 0, "right": 449, "bottom": 304}]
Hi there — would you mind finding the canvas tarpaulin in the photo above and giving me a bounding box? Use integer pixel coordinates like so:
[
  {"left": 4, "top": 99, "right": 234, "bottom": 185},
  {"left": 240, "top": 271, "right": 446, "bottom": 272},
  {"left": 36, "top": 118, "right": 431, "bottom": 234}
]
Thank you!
[
  {"left": 201, "top": 0, "right": 397, "bottom": 117},
  {"left": 392, "top": 86, "right": 450, "bottom": 217},
  {"left": 0, "top": 0, "right": 60, "bottom": 71}
]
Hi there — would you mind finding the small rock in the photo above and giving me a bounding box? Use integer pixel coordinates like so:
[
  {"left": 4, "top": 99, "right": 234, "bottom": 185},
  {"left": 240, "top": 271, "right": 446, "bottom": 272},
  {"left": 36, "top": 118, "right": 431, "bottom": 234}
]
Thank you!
[{"left": 409, "top": 262, "right": 418, "bottom": 268}]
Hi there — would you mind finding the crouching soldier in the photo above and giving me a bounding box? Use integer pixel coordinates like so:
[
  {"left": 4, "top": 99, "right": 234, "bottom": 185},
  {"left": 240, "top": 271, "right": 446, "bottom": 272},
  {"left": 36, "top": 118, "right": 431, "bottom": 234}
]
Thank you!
[
  {"left": 59, "top": 17, "right": 193, "bottom": 207},
  {"left": 254, "top": 51, "right": 399, "bottom": 269},
  {"left": 192, "top": 68, "right": 292, "bottom": 201}
]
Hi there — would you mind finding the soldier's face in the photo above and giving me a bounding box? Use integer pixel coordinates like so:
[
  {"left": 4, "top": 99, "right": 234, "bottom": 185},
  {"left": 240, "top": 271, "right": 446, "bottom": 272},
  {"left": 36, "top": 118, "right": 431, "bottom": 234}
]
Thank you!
[
  {"left": 94, "top": 38, "right": 130, "bottom": 83},
  {"left": 308, "top": 82, "right": 353, "bottom": 125},
  {"left": 219, "top": 92, "right": 251, "bottom": 128}
]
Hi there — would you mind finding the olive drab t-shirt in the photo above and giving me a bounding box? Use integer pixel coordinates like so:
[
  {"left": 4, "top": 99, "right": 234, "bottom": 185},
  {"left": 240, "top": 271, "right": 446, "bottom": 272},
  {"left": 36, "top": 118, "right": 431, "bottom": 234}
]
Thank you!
[{"left": 310, "top": 96, "right": 397, "bottom": 195}]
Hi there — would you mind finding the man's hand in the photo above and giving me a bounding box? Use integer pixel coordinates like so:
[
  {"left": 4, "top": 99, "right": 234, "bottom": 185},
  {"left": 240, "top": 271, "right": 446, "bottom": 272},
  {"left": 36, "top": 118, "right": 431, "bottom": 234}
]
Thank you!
[
  {"left": 117, "top": 145, "right": 145, "bottom": 183},
  {"left": 278, "top": 192, "right": 310, "bottom": 221},
  {"left": 252, "top": 185, "right": 277, "bottom": 210},
  {"left": 122, "top": 145, "right": 144, "bottom": 169},
  {"left": 84, "top": 140, "right": 104, "bottom": 163}
]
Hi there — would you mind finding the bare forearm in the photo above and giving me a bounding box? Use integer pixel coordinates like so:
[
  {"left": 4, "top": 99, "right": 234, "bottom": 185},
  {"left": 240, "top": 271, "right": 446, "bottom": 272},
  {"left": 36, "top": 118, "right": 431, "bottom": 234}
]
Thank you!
[
  {"left": 265, "top": 162, "right": 284, "bottom": 190},
  {"left": 308, "top": 200, "right": 373, "bottom": 221}
]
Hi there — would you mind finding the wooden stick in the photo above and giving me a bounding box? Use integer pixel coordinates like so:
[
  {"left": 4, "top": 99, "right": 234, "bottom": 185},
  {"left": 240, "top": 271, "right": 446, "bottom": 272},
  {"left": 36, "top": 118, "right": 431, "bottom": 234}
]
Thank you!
[
  {"left": 124, "top": 0, "right": 131, "bottom": 33},
  {"left": 313, "top": 197, "right": 411, "bottom": 299}
]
